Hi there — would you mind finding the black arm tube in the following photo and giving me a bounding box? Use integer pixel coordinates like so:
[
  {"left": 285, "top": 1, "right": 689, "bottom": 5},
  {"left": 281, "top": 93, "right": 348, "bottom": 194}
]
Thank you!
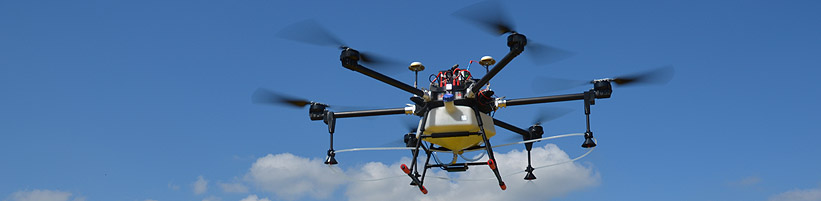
[
  {"left": 505, "top": 93, "right": 585, "bottom": 106},
  {"left": 348, "top": 64, "right": 426, "bottom": 97},
  {"left": 471, "top": 51, "right": 520, "bottom": 94},
  {"left": 334, "top": 107, "right": 406, "bottom": 118},
  {"left": 492, "top": 118, "right": 529, "bottom": 137}
]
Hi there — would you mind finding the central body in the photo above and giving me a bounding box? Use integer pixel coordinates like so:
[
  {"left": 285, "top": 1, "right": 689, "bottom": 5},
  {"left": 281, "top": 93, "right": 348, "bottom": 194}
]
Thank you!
[
  {"left": 419, "top": 105, "right": 496, "bottom": 152},
  {"left": 416, "top": 66, "right": 497, "bottom": 152}
]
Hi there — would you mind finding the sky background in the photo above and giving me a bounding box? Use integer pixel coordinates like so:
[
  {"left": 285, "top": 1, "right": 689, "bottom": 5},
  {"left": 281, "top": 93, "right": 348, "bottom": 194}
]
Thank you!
[{"left": 2, "top": 0, "right": 821, "bottom": 201}]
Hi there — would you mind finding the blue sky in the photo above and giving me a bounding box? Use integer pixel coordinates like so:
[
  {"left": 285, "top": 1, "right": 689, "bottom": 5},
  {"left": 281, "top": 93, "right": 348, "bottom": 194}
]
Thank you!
[{"left": 2, "top": 0, "right": 821, "bottom": 201}]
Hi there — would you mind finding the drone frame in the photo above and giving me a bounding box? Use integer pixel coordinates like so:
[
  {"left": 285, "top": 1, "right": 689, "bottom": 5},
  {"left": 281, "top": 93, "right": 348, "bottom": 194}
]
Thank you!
[{"left": 302, "top": 32, "right": 610, "bottom": 194}]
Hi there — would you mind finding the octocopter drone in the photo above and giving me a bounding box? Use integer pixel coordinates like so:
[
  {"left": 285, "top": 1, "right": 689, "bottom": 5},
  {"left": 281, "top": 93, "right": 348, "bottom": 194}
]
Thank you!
[{"left": 254, "top": 1, "right": 672, "bottom": 194}]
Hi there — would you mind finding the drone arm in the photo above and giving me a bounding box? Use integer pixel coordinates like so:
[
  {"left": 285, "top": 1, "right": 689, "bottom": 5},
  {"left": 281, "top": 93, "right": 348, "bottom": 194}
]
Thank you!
[
  {"left": 469, "top": 33, "right": 527, "bottom": 96},
  {"left": 334, "top": 107, "right": 407, "bottom": 119},
  {"left": 504, "top": 93, "right": 585, "bottom": 107},
  {"left": 492, "top": 118, "right": 529, "bottom": 137},
  {"left": 352, "top": 64, "right": 426, "bottom": 97}
]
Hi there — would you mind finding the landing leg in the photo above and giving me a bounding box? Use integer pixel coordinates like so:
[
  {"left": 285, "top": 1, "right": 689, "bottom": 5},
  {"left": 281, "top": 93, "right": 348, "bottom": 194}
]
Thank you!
[
  {"left": 401, "top": 111, "right": 429, "bottom": 194},
  {"left": 524, "top": 147, "right": 536, "bottom": 180},
  {"left": 474, "top": 110, "right": 506, "bottom": 190}
]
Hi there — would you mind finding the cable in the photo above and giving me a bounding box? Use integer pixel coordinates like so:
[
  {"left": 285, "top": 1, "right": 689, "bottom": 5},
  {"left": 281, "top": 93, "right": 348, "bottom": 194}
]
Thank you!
[
  {"left": 329, "top": 133, "right": 596, "bottom": 182},
  {"left": 432, "top": 138, "right": 596, "bottom": 182},
  {"left": 459, "top": 152, "right": 486, "bottom": 162},
  {"left": 335, "top": 147, "right": 415, "bottom": 153}
]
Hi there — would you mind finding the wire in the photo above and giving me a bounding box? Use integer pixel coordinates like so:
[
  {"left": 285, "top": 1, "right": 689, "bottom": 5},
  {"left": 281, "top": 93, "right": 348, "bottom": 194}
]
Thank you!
[
  {"left": 459, "top": 152, "right": 486, "bottom": 162},
  {"left": 430, "top": 139, "right": 596, "bottom": 182},
  {"left": 329, "top": 133, "right": 596, "bottom": 182},
  {"left": 335, "top": 147, "right": 415, "bottom": 153}
]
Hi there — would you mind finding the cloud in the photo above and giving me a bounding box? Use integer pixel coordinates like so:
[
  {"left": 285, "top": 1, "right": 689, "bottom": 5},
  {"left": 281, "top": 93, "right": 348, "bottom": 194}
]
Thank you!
[
  {"left": 244, "top": 153, "right": 346, "bottom": 200},
  {"left": 218, "top": 182, "right": 249, "bottom": 193},
  {"left": 769, "top": 185, "right": 821, "bottom": 201},
  {"left": 193, "top": 176, "right": 208, "bottom": 195},
  {"left": 239, "top": 195, "right": 271, "bottom": 201},
  {"left": 7, "top": 189, "right": 76, "bottom": 201},
  {"left": 245, "top": 144, "right": 599, "bottom": 201}
]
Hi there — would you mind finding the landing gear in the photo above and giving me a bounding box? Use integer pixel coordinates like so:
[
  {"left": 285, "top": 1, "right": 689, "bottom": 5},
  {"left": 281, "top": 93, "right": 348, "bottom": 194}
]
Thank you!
[
  {"left": 399, "top": 109, "right": 508, "bottom": 194},
  {"left": 523, "top": 124, "right": 544, "bottom": 180},
  {"left": 474, "top": 109, "right": 506, "bottom": 190}
]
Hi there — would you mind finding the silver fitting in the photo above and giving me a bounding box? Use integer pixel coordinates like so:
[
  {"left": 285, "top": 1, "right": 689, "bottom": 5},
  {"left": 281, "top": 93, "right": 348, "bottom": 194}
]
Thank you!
[
  {"left": 494, "top": 98, "right": 507, "bottom": 109},
  {"left": 404, "top": 104, "right": 416, "bottom": 115}
]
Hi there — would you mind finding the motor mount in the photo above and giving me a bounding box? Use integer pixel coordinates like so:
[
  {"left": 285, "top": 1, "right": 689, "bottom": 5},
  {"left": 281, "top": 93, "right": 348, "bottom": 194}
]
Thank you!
[
  {"left": 309, "top": 103, "right": 327, "bottom": 121},
  {"left": 593, "top": 80, "right": 613, "bottom": 99},
  {"left": 507, "top": 33, "right": 527, "bottom": 53},
  {"left": 340, "top": 48, "right": 360, "bottom": 69}
]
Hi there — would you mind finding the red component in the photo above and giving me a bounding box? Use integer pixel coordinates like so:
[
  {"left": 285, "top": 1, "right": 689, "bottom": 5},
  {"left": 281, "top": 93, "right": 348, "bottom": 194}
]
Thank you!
[
  {"left": 401, "top": 164, "right": 411, "bottom": 174},
  {"left": 487, "top": 159, "right": 497, "bottom": 170},
  {"left": 499, "top": 182, "right": 507, "bottom": 190},
  {"left": 420, "top": 185, "right": 428, "bottom": 194}
]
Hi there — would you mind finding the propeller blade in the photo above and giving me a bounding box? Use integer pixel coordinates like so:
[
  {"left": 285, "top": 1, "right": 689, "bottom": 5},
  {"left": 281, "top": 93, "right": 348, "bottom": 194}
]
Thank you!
[
  {"left": 277, "top": 20, "right": 404, "bottom": 71},
  {"left": 532, "top": 66, "right": 675, "bottom": 92},
  {"left": 608, "top": 66, "right": 675, "bottom": 86},
  {"left": 452, "top": 0, "right": 516, "bottom": 35},
  {"left": 358, "top": 50, "right": 406, "bottom": 72},
  {"left": 276, "top": 19, "right": 346, "bottom": 48},
  {"left": 527, "top": 41, "right": 576, "bottom": 65},
  {"left": 400, "top": 117, "right": 419, "bottom": 132},
  {"left": 533, "top": 107, "right": 574, "bottom": 125},
  {"left": 252, "top": 88, "right": 312, "bottom": 108},
  {"left": 454, "top": 1, "right": 575, "bottom": 65},
  {"left": 531, "top": 77, "right": 588, "bottom": 93}
]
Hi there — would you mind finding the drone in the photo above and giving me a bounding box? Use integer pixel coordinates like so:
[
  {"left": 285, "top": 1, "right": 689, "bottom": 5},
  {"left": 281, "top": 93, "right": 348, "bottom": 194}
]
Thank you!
[{"left": 254, "top": 1, "right": 672, "bottom": 194}]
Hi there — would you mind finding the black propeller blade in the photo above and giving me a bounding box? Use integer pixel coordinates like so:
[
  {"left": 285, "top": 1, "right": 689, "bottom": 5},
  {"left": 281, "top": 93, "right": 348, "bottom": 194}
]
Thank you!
[
  {"left": 252, "top": 88, "right": 313, "bottom": 108},
  {"left": 533, "top": 66, "right": 675, "bottom": 92},
  {"left": 252, "top": 88, "right": 386, "bottom": 111},
  {"left": 276, "top": 19, "right": 404, "bottom": 70},
  {"left": 452, "top": 0, "right": 515, "bottom": 36},
  {"left": 453, "top": 0, "right": 575, "bottom": 65},
  {"left": 603, "top": 65, "right": 675, "bottom": 86},
  {"left": 532, "top": 107, "right": 573, "bottom": 125},
  {"left": 401, "top": 117, "right": 419, "bottom": 133},
  {"left": 501, "top": 107, "right": 573, "bottom": 141}
]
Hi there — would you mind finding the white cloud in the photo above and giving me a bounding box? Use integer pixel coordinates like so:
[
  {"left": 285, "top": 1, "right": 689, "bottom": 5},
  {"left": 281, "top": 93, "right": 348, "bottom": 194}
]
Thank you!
[
  {"left": 345, "top": 144, "right": 599, "bottom": 201},
  {"left": 239, "top": 195, "right": 271, "bottom": 201},
  {"left": 193, "top": 175, "right": 208, "bottom": 195},
  {"left": 769, "top": 185, "right": 821, "bottom": 201},
  {"left": 7, "top": 189, "right": 74, "bottom": 201},
  {"left": 244, "top": 153, "right": 346, "bottom": 200},
  {"left": 218, "top": 182, "right": 249, "bottom": 193},
  {"left": 245, "top": 144, "right": 599, "bottom": 201}
]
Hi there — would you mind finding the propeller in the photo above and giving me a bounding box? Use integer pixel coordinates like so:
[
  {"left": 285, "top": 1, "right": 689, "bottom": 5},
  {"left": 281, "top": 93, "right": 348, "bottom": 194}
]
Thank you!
[
  {"left": 533, "top": 66, "right": 675, "bottom": 92},
  {"left": 532, "top": 107, "right": 573, "bottom": 125},
  {"left": 401, "top": 117, "right": 419, "bottom": 133},
  {"left": 452, "top": 0, "right": 575, "bottom": 65},
  {"left": 376, "top": 117, "right": 421, "bottom": 147},
  {"left": 252, "top": 88, "right": 314, "bottom": 108},
  {"left": 501, "top": 107, "right": 573, "bottom": 142},
  {"left": 276, "top": 19, "right": 404, "bottom": 70},
  {"left": 599, "top": 65, "right": 675, "bottom": 86},
  {"left": 253, "top": 88, "right": 389, "bottom": 111}
]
